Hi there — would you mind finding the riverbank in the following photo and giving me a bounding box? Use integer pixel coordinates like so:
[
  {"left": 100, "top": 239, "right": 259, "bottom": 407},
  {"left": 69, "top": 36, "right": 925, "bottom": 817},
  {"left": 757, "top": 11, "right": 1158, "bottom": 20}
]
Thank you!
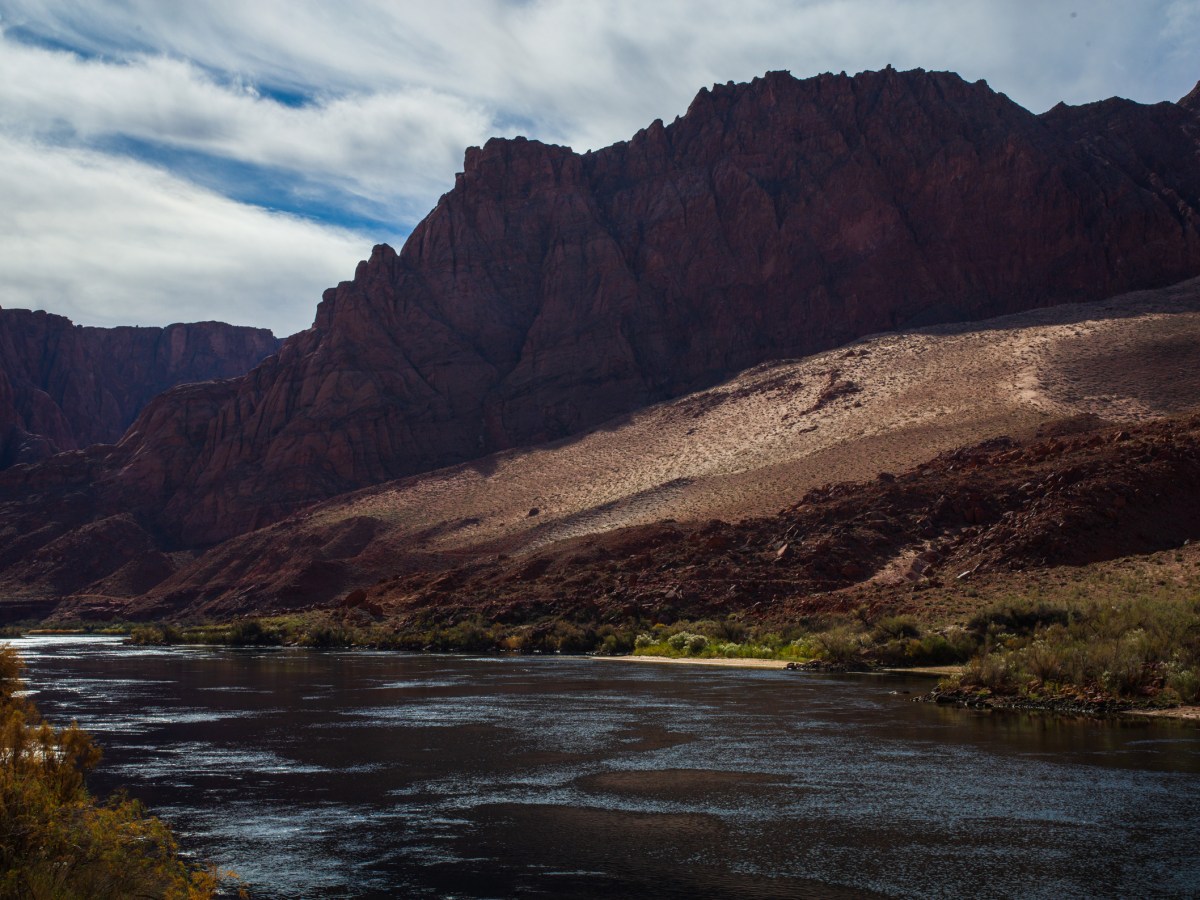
[
  {"left": 593, "top": 655, "right": 1200, "bottom": 722},
  {"left": 11, "top": 596, "right": 1199, "bottom": 721},
  {"left": 593, "top": 655, "right": 960, "bottom": 677},
  {"left": 592, "top": 654, "right": 791, "bottom": 669}
]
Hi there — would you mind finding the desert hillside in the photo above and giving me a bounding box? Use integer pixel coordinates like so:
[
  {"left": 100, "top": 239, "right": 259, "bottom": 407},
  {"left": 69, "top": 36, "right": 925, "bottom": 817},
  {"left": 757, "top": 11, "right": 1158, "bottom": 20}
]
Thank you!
[{"left": 93, "top": 275, "right": 1200, "bottom": 619}]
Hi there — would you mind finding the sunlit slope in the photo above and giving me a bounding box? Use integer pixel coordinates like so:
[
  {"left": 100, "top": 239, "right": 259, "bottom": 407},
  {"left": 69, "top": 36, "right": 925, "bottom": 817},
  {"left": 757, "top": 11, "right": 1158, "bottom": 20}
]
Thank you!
[{"left": 129, "top": 277, "right": 1200, "bottom": 616}]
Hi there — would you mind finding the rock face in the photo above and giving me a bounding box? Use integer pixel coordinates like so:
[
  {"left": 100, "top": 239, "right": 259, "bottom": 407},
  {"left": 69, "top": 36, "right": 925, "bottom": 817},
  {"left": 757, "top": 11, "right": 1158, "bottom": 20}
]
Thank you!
[
  {"left": 0, "top": 308, "right": 279, "bottom": 468},
  {"left": 3, "top": 66, "right": 1200, "bottom": 606}
]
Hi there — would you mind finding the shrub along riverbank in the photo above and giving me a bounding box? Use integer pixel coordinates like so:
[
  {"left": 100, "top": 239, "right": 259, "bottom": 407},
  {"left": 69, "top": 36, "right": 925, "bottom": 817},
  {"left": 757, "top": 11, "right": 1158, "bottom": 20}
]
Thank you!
[
  {"left": 932, "top": 593, "right": 1200, "bottom": 710},
  {"left": 110, "top": 584, "right": 1200, "bottom": 713},
  {"left": 0, "top": 644, "right": 235, "bottom": 899},
  {"left": 14, "top": 549, "right": 1196, "bottom": 715}
]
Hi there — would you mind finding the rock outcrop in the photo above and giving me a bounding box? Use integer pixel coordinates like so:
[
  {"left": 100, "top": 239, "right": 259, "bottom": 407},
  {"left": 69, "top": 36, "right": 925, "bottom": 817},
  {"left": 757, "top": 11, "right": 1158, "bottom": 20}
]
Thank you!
[
  {"left": 3, "top": 66, "right": 1200, "bottom": 611},
  {"left": 0, "top": 309, "right": 279, "bottom": 467}
]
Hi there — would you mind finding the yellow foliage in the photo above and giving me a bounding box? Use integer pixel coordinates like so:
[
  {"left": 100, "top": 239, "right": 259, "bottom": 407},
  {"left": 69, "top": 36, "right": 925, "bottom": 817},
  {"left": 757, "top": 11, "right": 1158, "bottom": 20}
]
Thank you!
[{"left": 0, "top": 644, "right": 236, "bottom": 899}]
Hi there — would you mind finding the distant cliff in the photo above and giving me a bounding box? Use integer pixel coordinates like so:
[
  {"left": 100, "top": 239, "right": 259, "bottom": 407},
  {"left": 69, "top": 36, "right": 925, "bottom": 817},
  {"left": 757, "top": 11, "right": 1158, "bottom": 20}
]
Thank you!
[{"left": 0, "top": 309, "right": 279, "bottom": 468}]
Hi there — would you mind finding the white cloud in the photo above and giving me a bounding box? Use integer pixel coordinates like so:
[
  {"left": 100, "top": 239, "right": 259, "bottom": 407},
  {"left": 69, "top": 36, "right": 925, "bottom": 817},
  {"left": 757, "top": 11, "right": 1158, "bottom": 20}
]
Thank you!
[
  {"left": 0, "top": 134, "right": 368, "bottom": 336},
  {"left": 3, "top": 1, "right": 1194, "bottom": 139},
  {"left": 0, "top": 34, "right": 494, "bottom": 220},
  {"left": 0, "top": 0, "right": 1196, "bottom": 332}
]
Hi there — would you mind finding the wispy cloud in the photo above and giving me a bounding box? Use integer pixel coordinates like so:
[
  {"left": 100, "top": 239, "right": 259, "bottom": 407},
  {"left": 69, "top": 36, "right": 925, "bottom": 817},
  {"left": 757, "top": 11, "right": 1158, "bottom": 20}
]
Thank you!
[
  {"left": 0, "top": 0, "right": 1196, "bottom": 334},
  {"left": 0, "top": 134, "right": 366, "bottom": 336},
  {"left": 0, "top": 35, "right": 493, "bottom": 221}
]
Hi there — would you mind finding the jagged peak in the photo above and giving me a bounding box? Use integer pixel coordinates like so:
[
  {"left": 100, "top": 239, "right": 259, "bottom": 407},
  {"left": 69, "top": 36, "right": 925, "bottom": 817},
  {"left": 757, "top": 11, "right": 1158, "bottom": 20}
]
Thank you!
[
  {"left": 1181, "top": 79, "right": 1200, "bottom": 113},
  {"left": 679, "top": 65, "right": 996, "bottom": 121},
  {"left": 461, "top": 135, "right": 575, "bottom": 176}
]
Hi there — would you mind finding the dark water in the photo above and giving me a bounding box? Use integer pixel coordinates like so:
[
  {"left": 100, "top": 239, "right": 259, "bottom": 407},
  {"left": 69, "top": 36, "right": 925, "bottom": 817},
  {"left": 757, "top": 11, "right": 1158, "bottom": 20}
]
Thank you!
[{"left": 9, "top": 635, "right": 1200, "bottom": 899}]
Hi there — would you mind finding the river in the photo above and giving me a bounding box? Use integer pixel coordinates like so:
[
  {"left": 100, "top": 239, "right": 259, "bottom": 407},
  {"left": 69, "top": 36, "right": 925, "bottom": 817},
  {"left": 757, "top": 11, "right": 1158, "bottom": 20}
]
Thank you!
[{"left": 9, "top": 635, "right": 1200, "bottom": 899}]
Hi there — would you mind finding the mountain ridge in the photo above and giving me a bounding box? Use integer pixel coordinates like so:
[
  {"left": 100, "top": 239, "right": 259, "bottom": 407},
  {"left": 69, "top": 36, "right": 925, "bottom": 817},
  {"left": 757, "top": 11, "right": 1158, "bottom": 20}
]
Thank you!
[
  {"left": 15, "top": 274, "right": 1200, "bottom": 621},
  {"left": 3, "top": 65, "right": 1200, "bottom": 617}
]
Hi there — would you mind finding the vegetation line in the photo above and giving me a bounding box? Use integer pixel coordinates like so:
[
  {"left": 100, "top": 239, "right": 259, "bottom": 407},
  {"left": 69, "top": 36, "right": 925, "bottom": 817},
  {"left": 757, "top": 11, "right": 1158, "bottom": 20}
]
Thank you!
[{"left": 102, "top": 578, "right": 1198, "bottom": 714}]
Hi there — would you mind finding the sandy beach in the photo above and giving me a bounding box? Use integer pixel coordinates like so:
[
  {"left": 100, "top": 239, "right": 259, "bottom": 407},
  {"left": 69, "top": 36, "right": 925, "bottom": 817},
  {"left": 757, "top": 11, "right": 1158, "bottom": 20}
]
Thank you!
[
  {"left": 591, "top": 654, "right": 791, "bottom": 669},
  {"left": 1127, "top": 706, "right": 1200, "bottom": 722}
]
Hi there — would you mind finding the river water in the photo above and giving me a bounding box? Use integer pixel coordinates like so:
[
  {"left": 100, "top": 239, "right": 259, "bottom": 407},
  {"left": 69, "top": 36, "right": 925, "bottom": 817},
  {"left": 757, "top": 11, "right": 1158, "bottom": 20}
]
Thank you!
[{"left": 8, "top": 635, "right": 1200, "bottom": 899}]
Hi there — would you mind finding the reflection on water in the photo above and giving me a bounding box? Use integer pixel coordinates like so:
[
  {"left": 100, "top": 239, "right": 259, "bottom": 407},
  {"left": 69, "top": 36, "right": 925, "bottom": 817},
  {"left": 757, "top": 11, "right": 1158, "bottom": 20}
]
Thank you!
[{"left": 9, "top": 635, "right": 1200, "bottom": 899}]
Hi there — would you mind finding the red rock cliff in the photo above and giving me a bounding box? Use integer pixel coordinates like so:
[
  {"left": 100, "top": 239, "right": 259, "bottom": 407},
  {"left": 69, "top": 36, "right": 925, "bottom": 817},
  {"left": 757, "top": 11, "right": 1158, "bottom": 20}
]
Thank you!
[{"left": 6, "top": 67, "right": 1200, "bottom": 556}]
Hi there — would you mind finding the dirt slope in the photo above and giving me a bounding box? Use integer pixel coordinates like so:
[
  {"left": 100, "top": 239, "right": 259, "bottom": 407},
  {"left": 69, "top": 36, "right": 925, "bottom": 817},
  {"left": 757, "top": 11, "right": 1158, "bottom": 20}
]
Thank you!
[{"left": 79, "top": 276, "right": 1200, "bottom": 619}]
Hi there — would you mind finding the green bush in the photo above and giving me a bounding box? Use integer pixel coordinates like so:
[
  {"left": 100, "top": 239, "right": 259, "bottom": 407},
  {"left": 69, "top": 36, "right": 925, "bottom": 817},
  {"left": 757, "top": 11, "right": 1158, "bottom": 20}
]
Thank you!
[{"left": 813, "top": 627, "right": 862, "bottom": 665}]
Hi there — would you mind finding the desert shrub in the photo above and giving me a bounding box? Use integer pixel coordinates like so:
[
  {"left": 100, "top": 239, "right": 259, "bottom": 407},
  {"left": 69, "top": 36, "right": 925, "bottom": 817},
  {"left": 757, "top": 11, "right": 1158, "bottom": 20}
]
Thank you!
[
  {"left": 959, "top": 653, "right": 1015, "bottom": 693},
  {"left": 875, "top": 631, "right": 976, "bottom": 666},
  {"left": 968, "top": 601, "right": 1072, "bottom": 638},
  {"left": 872, "top": 616, "right": 922, "bottom": 642},
  {"left": 1020, "top": 639, "right": 1064, "bottom": 683},
  {"left": 953, "top": 591, "right": 1200, "bottom": 702},
  {"left": 299, "top": 626, "right": 356, "bottom": 649},
  {"left": 0, "top": 645, "right": 231, "bottom": 898},
  {"left": 547, "top": 621, "right": 594, "bottom": 654},
  {"left": 664, "top": 632, "right": 707, "bottom": 655},
  {"left": 597, "top": 632, "right": 633, "bottom": 655},
  {"left": 782, "top": 636, "right": 820, "bottom": 660},
  {"left": 128, "top": 624, "right": 184, "bottom": 645},
  {"left": 813, "top": 627, "right": 862, "bottom": 665},
  {"left": 228, "top": 619, "right": 282, "bottom": 646},
  {"left": 692, "top": 619, "right": 749, "bottom": 643},
  {"left": 1097, "top": 636, "right": 1148, "bottom": 696},
  {"left": 1166, "top": 667, "right": 1200, "bottom": 704}
]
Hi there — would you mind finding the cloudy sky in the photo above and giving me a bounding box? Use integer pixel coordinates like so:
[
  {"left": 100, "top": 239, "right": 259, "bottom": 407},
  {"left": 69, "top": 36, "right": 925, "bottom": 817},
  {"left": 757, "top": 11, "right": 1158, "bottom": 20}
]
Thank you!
[{"left": 1, "top": 1, "right": 1197, "bottom": 336}]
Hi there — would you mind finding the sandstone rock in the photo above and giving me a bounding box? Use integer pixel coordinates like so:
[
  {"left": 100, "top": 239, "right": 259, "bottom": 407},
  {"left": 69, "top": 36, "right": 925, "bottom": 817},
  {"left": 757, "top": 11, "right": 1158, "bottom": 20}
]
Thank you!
[{"left": 1181, "top": 80, "right": 1200, "bottom": 114}]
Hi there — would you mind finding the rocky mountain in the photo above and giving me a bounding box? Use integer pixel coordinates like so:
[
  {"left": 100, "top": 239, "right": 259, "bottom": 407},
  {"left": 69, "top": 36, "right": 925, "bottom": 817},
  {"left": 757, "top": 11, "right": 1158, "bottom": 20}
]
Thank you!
[
  {"left": 0, "top": 308, "right": 279, "bottom": 468},
  {"left": 2, "top": 66, "right": 1200, "bottom": 617},
  {"left": 14, "top": 275, "right": 1200, "bottom": 622},
  {"left": 115, "top": 68, "right": 1200, "bottom": 546}
]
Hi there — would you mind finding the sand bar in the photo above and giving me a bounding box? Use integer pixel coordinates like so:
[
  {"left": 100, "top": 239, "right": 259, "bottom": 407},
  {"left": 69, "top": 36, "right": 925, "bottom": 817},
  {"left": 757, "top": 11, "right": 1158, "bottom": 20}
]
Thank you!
[
  {"left": 592, "top": 655, "right": 791, "bottom": 669},
  {"left": 1127, "top": 706, "right": 1200, "bottom": 722}
]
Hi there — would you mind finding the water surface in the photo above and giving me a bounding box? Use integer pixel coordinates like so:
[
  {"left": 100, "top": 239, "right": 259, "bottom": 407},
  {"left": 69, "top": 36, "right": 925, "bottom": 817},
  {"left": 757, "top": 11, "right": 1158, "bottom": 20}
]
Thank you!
[{"left": 11, "top": 636, "right": 1200, "bottom": 899}]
